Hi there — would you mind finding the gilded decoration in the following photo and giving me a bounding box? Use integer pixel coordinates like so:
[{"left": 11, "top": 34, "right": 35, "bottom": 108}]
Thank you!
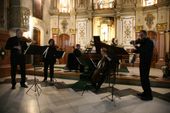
[
  {"left": 69, "top": 28, "right": 76, "bottom": 34},
  {"left": 156, "top": 23, "right": 167, "bottom": 32},
  {"left": 61, "top": 19, "right": 68, "bottom": 33},
  {"left": 77, "top": 21, "right": 87, "bottom": 46},
  {"left": 145, "top": 13, "right": 155, "bottom": 29},
  {"left": 78, "top": 22, "right": 86, "bottom": 38},
  {"left": 52, "top": 28, "right": 59, "bottom": 35},
  {"left": 135, "top": 26, "right": 143, "bottom": 32},
  {"left": 122, "top": 18, "right": 133, "bottom": 45}
]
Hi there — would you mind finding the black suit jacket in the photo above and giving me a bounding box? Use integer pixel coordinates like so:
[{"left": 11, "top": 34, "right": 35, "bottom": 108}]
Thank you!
[
  {"left": 43, "top": 46, "right": 57, "bottom": 64},
  {"left": 134, "top": 38, "right": 154, "bottom": 64},
  {"left": 5, "top": 36, "right": 27, "bottom": 60}
]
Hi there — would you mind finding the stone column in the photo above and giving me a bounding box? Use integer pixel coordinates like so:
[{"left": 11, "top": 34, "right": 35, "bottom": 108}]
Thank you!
[
  {"left": 8, "top": 0, "right": 30, "bottom": 31},
  {"left": 88, "top": 0, "right": 93, "bottom": 10},
  {"left": 49, "top": 0, "right": 59, "bottom": 15},
  {"left": 156, "top": 23, "right": 167, "bottom": 68},
  {"left": 159, "top": 32, "right": 165, "bottom": 60}
]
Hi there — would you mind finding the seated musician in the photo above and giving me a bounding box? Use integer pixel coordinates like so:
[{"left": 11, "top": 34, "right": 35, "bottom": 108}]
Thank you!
[
  {"left": 66, "top": 44, "right": 83, "bottom": 71},
  {"left": 91, "top": 47, "right": 111, "bottom": 91}
]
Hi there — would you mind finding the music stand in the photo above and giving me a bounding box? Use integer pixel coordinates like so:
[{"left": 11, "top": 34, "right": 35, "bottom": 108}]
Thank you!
[
  {"left": 101, "top": 47, "right": 128, "bottom": 104},
  {"left": 25, "top": 45, "right": 46, "bottom": 96},
  {"left": 55, "top": 51, "right": 65, "bottom": 59},
  {"left": 101, "top": 63, "right": 120, "bottom": 105},
  {"left": 53, "top": 50, "right": 65, "bottom": 84}
]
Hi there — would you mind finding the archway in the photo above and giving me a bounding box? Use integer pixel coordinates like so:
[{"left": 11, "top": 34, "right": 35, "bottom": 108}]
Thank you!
[
  {"left": 57, "top": 34, "right": 73, "bottom": 64},
  {"left": 33, "top": 27, "right": 41, "bottom": 45},
  {"left": 32, "top": 27, "right": 41, "bottom": 65}
]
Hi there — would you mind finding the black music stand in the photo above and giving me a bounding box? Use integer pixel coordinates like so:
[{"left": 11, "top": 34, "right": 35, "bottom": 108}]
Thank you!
[
  {"left": 93, "top": 36, "right": 101, "bottom": 54},
  {"left": 52, "top": 50, "right": 65, "bottom": 85},
  {"left": 101, "top": 47, "right": 128, "bottom": 104},
  {"left": 25, "top": 45, "right": 46, "bottom": 96},
  {"left": 101, "top": 63, "right": 120, "bottom": 105},
  {"left": 55, "top": 51, "right": 65, "bottom": 59}
]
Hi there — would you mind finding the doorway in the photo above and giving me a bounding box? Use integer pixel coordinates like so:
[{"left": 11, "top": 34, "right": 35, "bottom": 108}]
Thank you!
[{"left": 57, "top": 34, "right": 73, "bottom": 64}]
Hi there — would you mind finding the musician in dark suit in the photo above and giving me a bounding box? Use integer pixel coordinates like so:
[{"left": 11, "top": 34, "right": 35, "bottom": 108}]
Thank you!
[
  {"left": 131, "top": 30, "right": 154, "bottom": 101},
  {"left": 5, "top": 29, "right": 28, "bottom": 89},
  {"left": 73, "top": 44, "right": 82, "bottom": 57},
  {"left": 42, "top": 39, "right": 57, "bottom": 82},
  {"left": 66, "top": 44, "right": 82, "bottom": 71},
  {"left": 91, "top": 47, "right": 111, "bottom": 91},
  {"left": 108, "top": 38, "right": 119, "bottom": 72}
]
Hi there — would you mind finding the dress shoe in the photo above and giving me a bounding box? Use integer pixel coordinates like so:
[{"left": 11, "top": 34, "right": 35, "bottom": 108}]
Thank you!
[
  {"left": 42, "top": 79, "right": 47, "bottom": 82},
  {"left": 140, "top": 96, "right": 153, "bottom": 101},
  {"left": 21, "top": 84, "right": 28, "bottom": 88},
  {"left": 91, "top": 82, "right": 96, "bottom": 88},
  {"left": 50, "top": 78, "right": 54, "bottom": 82},
  {"left": 137, "top": 92, "right": 145, "bottom": 97},
  {"left": 95, "top": 85, "right": 100, "bottom": 92}
]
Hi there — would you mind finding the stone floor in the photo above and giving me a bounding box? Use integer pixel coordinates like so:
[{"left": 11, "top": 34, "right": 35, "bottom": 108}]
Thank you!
[
  {"left": 0, "top": 74, "right": 170, "bottom": 113},
  {"left": 26, "top": 65, "right": 170, "bottom": 88}
]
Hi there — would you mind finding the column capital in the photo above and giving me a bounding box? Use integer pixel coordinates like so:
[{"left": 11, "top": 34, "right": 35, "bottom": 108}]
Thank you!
[
  {"left": 135, "top": 25, "right": 143, "bottom": 32},
  {"left": 156, "top": 23, "right": 167, "bottom": 32}
]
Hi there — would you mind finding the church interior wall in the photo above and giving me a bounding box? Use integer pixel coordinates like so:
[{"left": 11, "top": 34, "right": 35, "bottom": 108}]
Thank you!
[
  {"left": 166, "top": 7, "right": 170, "bottom": 52},
  {"left": 0, "top": 0, "right": 170, "bottom": 68}
]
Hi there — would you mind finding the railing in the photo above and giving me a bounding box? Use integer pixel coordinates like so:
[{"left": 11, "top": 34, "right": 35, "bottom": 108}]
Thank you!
[{"left": 93, "top": 1, "right": 116, "bottom": 9}]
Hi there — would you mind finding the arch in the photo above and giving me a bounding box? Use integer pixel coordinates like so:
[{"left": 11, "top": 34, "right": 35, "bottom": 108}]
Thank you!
[
  {"left": 57, "top": 33, "right": 73, "bottom": 64},
  {"left": 58, "top": 33, "right": 70, "bottom": 50},
  {"left": 33, "top": 27, "right": 41, "bottom": 45}
]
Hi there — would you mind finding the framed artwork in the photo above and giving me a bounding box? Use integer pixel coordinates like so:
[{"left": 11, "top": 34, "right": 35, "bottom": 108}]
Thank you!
[
  {"left": 145, "top": 13, "right": 155, "bottom": 29},
  {"left": 33, "top": 0, "right": 43, "bottom": 19}
]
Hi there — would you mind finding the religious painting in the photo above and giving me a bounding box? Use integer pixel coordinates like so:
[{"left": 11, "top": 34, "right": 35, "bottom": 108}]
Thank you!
[{"left": 33, "top": 0, "right": 43, "bottom": 19}]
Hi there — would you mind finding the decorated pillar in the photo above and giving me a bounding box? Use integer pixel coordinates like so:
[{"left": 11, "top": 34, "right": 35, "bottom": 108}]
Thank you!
[{"left": 156, "top": 23, "right": 167, "bottom": 67}]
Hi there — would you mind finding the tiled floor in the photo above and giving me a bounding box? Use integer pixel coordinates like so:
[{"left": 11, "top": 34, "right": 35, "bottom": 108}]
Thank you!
[{"left": 0, "top": 75, "right": 170, "bottom": 113}]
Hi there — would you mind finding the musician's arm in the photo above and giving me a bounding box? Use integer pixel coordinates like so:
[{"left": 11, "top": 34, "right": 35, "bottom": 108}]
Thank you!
[
  {"left": 5, "top": 38, "right": 13, "bottom": 50},
  {"left": 104, "top": 54, "right": 111, "bottom": 61}
]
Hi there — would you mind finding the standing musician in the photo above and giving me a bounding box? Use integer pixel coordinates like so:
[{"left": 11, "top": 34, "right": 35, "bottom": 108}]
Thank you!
[
  {"left": 130, "top": 30, "right": 154, "bottom": 101},
  {"left": 42, "top": 39, "right": 57, "bottom": 82},
  {"left": 5, "top": 29, "right": 32, "bottom": 89},
  {"left": 91, "top": 47, "right": 111, "bottom": 91}
]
